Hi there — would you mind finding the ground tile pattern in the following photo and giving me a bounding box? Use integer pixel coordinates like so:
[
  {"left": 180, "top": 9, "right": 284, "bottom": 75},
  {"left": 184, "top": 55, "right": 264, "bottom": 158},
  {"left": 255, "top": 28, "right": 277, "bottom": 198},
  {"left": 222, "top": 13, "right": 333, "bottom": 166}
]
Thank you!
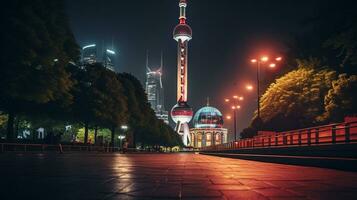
[{"left": 0, "top": 152, "right": 357, "bottom": 200}]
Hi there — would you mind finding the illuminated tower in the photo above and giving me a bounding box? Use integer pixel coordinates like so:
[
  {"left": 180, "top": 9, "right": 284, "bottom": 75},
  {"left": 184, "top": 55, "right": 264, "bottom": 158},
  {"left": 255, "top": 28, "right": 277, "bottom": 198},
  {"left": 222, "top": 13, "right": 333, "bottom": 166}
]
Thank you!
[
  {"left": 146, "top": 52, "right": 169, "bottom": 124},
  {"left": 170, "top": 0, "right": 193, "bottom": 146}
]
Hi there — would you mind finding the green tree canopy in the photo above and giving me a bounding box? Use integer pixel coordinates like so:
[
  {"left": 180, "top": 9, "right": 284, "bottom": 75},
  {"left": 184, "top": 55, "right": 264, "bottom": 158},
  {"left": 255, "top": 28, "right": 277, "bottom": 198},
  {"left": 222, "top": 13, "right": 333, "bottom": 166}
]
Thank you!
[{"left": 0, "top": 0, "right": 79, "bottom": 140}]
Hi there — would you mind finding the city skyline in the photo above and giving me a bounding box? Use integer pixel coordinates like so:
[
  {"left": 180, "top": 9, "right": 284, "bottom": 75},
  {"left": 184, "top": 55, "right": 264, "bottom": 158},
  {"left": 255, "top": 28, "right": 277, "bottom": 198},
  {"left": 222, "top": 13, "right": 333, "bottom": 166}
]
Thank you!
[{"left": 66, "top": 0, "right": 325, "bottom": 133}]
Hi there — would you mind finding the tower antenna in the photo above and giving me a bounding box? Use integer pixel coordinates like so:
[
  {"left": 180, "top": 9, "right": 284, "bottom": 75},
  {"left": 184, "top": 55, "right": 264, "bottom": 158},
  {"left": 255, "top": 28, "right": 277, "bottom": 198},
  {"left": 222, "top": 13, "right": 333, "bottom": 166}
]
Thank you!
[{"left": 146, "top": 50, "right": 151, "bottom": 72}]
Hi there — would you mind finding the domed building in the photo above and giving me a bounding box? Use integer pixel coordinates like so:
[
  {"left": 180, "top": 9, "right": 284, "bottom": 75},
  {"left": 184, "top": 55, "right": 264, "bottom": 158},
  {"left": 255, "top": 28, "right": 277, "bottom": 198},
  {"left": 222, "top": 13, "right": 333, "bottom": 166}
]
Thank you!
[{"left": 189, "top": 102, "right": 228, "bottom": 148}]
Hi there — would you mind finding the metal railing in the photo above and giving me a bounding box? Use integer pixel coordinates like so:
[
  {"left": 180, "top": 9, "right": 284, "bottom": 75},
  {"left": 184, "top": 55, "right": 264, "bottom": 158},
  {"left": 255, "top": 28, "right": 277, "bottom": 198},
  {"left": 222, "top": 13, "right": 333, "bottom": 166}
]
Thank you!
[
  {"left": 200, "top": 120, "right": 357, "bottom": 151},
  {"left": 0, "top": 143, "right": 123, "bottom": 153}
]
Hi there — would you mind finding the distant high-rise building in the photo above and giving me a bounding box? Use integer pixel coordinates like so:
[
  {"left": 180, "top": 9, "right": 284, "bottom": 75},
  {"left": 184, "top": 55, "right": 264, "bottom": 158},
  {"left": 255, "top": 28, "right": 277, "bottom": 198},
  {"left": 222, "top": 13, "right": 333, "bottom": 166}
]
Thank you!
[
  {"left": 145, "top": 53, "right": 169, "bottom": 124},
  {"left": 103, "top": 49, "right": 116, "bottom": 71},
  {"left": 82, "top": 44, "right": 97, "bottom": 64}
]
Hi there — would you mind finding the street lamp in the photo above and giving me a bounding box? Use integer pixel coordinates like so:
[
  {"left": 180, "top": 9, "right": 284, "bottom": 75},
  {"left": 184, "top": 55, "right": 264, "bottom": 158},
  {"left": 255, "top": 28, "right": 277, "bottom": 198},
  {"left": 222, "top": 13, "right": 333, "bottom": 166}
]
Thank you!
[
  {"left": 250, "top": 56, "right": 282, "bottom": 123},
  {"left": 225, "top": 96, "right": 243, "bottom": 141},
  {"left": 246, "top": 85, "right": 253, "bottom": 91},
  {"left": 121, "top": 125, "right": 128, "bottom": 131},
  {"left": 118, "top": 135, "right": 126, "bottom": 150}
]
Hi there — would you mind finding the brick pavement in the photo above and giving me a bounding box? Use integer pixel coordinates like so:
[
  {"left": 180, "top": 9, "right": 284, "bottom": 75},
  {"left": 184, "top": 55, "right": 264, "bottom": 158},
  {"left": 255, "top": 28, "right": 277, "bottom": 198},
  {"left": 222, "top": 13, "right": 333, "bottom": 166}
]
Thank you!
[{"left": 0, "top": 152, "right": 357, "bottom": 200}]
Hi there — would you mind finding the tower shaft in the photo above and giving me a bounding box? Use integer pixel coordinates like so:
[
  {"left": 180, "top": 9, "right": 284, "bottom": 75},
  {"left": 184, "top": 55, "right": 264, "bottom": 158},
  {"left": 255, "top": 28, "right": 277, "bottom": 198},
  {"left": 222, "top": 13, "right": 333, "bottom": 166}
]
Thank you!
[{"left": 177, "top": 40, "right": 189, "bottom": 102}]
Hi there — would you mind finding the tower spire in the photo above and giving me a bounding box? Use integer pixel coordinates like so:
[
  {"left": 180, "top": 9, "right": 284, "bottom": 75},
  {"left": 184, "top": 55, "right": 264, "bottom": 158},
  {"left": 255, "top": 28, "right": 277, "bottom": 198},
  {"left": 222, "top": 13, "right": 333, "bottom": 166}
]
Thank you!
[
  {"left": 160, "top": 51, "right": 163, "bottom": 70},
  {"left": 146, "top": 50, "right": 151, "bottom": 72},
  {"left": 206, "top": 97, "right": 210, "bottom": 106}
]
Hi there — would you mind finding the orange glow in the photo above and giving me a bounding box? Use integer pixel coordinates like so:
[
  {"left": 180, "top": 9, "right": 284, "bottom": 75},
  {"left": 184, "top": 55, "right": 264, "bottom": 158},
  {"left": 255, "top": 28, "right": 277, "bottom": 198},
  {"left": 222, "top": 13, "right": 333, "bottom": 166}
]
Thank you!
[
  {"left": 251, "top": 59, "right": 257, "bottom": 63},
  {"left": 224, "top": 98, "right": 230, "bottom": 102},
  {"left": 239, "top": 96, "right": 244, "bottom": 101},
  {"left": 233, "top": 95, "right": 238, "bottom": 99},
  {"left": 231, "top": 106, "right": 236, "bottom": 110},
  {"left": 269, "top": 63, "right": 276, "bottom": 68},
  {"left": 246, "top": 85, "right": 253, "bottom": 91},
  {"left": 226, "top": 115, "right": 232, "bottom": 120},
  {"left": 275, "top": 57, "right": 282, "bottom": 61},
  {"left": 236, "top": 105, "right": 241, "bottom": 109},
  {"left": 261, "top": 56, "right": 269, "bottom": 62}
]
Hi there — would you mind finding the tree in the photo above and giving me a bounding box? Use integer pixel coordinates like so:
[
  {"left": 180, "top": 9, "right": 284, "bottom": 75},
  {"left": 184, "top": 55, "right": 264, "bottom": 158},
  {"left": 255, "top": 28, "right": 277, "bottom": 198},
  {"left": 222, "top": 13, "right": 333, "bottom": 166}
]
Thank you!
[
  {"left": 256, "top": 60, "right": 337, "bottom": 132},
  {"left": 0, "top": 0, "right": 79, "bottom": 140},
  {"left": 287, "top": 1, "right": 357, "bottom": 74},
  {"left": 318, "top": 74, "right": 357, "bottom": 122},
  {"left": 71, "top": 64, "right": 127, "bottom": 145}
]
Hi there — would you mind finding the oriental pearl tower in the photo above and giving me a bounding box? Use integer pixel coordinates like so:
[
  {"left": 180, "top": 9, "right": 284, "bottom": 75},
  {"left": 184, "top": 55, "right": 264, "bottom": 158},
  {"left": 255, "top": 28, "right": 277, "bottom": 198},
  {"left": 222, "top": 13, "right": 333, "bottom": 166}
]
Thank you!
[{"left": 170, "top": 0, "right": 193, "bottom": 146}]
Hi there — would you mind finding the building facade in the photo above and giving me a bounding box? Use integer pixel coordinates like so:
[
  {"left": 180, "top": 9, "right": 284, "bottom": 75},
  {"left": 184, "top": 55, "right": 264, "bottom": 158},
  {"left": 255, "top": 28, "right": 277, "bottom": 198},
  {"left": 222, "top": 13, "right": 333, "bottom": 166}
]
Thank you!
[
  {"left": 189, "top": 105, "right": 228, "bottom": 148},
  {"left": 82, "top": 44, "right": 117, "bottom": 72},
  {"left": 103, "top": 49, "right": 116, "bottom": 71},
  {"left": 82, "top": 44, "right": 97, "bottom": 64},
  {"left": 145, "top": 53, "right": 169, "bottom": 124}
]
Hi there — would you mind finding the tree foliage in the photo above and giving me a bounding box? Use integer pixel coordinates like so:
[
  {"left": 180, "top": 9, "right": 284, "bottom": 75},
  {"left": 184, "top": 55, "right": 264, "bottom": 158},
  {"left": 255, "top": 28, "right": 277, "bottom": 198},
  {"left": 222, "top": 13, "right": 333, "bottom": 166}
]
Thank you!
[
  {"left": 318, "top": 74, "right": 357, "bottom": 122},
  {"left": 0, "top": 0, "right": 181, "bottom": 147},
  {"left": 241, "top": 60, "right": 356, "bottom": 139}
]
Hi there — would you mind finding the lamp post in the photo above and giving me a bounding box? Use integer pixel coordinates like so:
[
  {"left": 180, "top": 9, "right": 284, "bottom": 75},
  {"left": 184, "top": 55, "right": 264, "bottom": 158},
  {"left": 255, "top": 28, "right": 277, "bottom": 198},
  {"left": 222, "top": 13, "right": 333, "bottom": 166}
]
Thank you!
[
  {"left": 250, "top": 56, "right": 282, "bottom": 121},
  {"left": 118, "top": 135, "right": 126, "bottom": 150},
  {"left": 119, "top": 125, "right": 128, "bottom": 150},
  {"left": 225, "top": 96, "right": 243, "bottom": 141}
]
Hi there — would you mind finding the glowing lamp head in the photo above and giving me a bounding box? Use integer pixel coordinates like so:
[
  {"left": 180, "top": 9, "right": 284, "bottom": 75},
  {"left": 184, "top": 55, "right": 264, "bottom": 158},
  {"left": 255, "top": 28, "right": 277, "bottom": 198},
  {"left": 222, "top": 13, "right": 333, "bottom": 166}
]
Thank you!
[
  {"left": 251, "top": 59, "right": 257, "bottom": 63},
  {"left": 275, "top": 57, "right": 282, "bottom": 61},
  {"left": 246, "top": 85, "right": 253, "bottom": 90},
  {"left": 269, "top": 63, "right": 276, "bottom": 68},
  {"left": 261, "top": 56, "right": 269, "bottom": 62},
  {"left": 171, "top": 101, "right": 193, "bottom": 123},
  {"left": 226, "top": 115, "right": 232, "bottom": 120}
]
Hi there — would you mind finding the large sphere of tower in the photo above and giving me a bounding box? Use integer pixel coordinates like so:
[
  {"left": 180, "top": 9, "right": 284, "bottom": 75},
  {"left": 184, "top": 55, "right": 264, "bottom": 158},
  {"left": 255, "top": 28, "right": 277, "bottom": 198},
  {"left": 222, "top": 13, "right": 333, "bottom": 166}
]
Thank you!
[
  {"left": 171, "top": 101, "right": 193, "bottom": 123},
  {"left": 173, "top": 24, "right": 192, "bottom": 42}
]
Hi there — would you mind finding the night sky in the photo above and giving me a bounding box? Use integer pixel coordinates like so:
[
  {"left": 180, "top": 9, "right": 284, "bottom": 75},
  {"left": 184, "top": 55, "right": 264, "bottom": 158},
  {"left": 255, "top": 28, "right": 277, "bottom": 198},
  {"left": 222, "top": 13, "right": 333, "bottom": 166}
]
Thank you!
[{"left": 66, "top": 0, "right": 321, "bottom": 137}]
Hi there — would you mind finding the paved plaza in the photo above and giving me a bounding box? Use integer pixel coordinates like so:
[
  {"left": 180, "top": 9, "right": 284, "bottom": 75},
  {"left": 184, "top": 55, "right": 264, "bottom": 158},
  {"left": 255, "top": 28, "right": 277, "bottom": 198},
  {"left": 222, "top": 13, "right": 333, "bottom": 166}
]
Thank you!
[{"left": 1, "top": 152, "right": 357, "bottom": 200}]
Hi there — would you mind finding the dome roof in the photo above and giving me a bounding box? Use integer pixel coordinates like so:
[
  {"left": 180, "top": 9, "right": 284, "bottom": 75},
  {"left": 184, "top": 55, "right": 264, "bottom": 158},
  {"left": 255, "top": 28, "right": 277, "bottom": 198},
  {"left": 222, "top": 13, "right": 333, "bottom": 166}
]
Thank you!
[
  {"left": 173, "top": 24, "right": 192, "bottom": 40},
  {"left": 193, "top": 106, "right": 224, "bottom": 128}
]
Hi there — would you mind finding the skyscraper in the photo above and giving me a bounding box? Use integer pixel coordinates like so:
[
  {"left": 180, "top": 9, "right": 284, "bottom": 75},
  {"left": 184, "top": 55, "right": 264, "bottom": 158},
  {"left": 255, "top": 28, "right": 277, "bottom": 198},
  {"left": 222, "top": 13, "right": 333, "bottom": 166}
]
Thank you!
[
  {"left": 145, "top": 53, "right": 169, "bottom": 124},
  {"left": 82, "top": 44, "right": 97, "bottom": 64},
  {"left": 170, "top": 0, "right": 193, "bottom": 146},
  {"left": 103, "top": 49, "right": 116, "bottom": 71}
]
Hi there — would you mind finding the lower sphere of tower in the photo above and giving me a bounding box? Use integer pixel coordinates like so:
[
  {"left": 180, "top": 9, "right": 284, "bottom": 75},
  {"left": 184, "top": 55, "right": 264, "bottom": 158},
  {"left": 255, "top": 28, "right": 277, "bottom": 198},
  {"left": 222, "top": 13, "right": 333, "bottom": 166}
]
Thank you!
[{"left": 170, "top": 101, "right": 193, "bottom": 123}]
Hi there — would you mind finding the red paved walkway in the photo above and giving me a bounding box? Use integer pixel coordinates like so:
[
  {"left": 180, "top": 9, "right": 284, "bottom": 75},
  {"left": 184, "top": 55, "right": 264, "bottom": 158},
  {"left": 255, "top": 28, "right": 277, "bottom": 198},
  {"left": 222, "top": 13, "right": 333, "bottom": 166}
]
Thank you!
[{"left": 1, "top": 153, "right": 357, "bottom": 199}]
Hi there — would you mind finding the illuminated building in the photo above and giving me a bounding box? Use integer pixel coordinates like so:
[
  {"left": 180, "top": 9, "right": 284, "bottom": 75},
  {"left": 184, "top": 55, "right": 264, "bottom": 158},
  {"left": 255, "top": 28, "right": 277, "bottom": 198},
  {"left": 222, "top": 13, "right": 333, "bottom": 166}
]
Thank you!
[
  {"left": 145, "top": 53, "right": 169, "bottom": 124},
  {"left": 82, "top": 44, "right": 97, "bottom": 64},
  {"left": 170, "top": 0, "right": 193, "bottom": 146},
  {"left": 103, "top": 49, "right": 116, "bottom": 71},
  {"left": 189, "top": 102, "right": 228, "bottom": 148}
]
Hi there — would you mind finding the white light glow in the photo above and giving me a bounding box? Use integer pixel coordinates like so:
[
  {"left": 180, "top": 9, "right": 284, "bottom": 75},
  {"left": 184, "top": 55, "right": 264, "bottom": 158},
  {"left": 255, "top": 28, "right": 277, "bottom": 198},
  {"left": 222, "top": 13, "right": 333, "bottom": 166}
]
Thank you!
[
  {"left": 82, "top": 44, "right": 96, "bottom": 50},
  {"left": 106, "top": 49, "right": 115, "bottom": 54}
]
